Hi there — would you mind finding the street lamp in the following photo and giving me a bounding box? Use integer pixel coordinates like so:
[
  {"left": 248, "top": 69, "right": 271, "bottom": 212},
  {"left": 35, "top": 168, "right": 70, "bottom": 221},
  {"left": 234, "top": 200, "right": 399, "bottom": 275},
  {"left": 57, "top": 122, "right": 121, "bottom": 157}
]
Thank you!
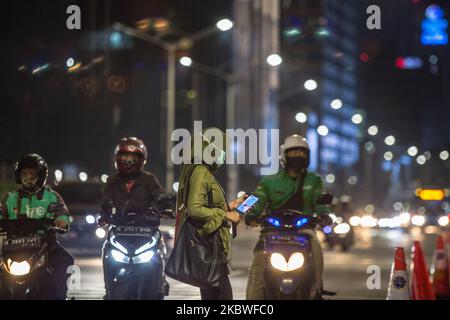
[
  {"left": 330, "top": 99, "right": 342, "bottom": 110},
  {"left": 384, "top": 151, "right": 394, "bottom": 161},
  {"left": 113, "top": 19, "right": 233, "bottom": 189},
  {"left": 416, "top": 155, "right": 426, "bottom": 165},
  {"left": 440, "top": 150, "right": 449, "bottom": 160},
  {"left": 325, "top": 173, "right": 335, "bottom": 184},
  {"left": 66, "top": 58, "right": 75, "bottom": 68},
  {"left": 216, "top": 19, "right": 233, "bottom": 31},
  {"left": 304, "top": 79, "right": 318, "bottom": 91},
  {"left": 384, "top": 135, "right": 396, "bottom": 146},
  {"left": 367, "top": 125, "right": 378, "bottom": 136},
  {"left": 317, "top": 125, "right": 329, "bottom": 136},
  {"left": 295, "top": 112, "right": 307, "bottom": 123},
  {"left": 266, "top": 54, "right": 283, "bottom": 67},
  {"left": 351, "top": 113, "right": 363, "bottom": 124},
  {"left": 179, "top": 56, "right": 193, "bottom": 67},
  {"left": 408, "top": 146, "right": 418, "bottom": 157}
]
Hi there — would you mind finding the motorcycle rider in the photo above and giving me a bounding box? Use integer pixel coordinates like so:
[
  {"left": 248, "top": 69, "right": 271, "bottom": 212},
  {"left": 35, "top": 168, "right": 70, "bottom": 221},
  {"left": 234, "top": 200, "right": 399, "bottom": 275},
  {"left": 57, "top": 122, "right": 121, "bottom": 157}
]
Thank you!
[
  {"left": 245, "top": 134, "right": 332, "bottom": 300},
  {"left": 0, "top": 154, "right": 74, "bottom": 300},
  {"left": 98, "top": 137, "right": 168, "bottom": 298}
]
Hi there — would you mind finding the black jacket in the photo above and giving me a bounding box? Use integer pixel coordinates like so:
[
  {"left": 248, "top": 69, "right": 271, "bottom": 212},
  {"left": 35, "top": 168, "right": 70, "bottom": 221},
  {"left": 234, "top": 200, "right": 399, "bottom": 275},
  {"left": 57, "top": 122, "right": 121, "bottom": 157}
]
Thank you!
[{"left": 101, "top": 171, "right": 164, "bottom": 215}]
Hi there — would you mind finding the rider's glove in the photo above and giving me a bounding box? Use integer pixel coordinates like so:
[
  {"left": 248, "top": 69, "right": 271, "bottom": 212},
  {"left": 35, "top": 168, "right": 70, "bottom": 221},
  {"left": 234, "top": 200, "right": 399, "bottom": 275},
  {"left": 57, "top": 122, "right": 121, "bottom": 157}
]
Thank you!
[{"left": 98, "top": 215, "right": 108, "bottom": 227}]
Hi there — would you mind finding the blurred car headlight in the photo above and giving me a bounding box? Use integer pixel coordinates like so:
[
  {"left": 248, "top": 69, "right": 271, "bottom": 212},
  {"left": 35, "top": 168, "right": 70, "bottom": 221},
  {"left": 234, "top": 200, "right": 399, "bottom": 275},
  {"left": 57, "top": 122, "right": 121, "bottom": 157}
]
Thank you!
[
  {"left": 399, "top": 212, "right": 411, "bottom": 225},
  {"left": 95, "top": 228, "right": 106, "bottom": 239},
  {"left": 378, "top": 218, "right": 389, "bottom": 228},
  {"left": 438, "top": 216, "right": 449, "bottom": 227},
  {"left": 85, "top": 215, "right": 96, "bottom": 224},
  {"left": 349, "top": 216, "right": 361, "bottom": 227},
  {"left": 334, "top": 223, "right": 350, "bottom": 234},
  {"left": 411, "top": 215, "right": 426, "bottom": 226},
  {"left": 361, "top": 215, "right": 378, "bottom": 228}
]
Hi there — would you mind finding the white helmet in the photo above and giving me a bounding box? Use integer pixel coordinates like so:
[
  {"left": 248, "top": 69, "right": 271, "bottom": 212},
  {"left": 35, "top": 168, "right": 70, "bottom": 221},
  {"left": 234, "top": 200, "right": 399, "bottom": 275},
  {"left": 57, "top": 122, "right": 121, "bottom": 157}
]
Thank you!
[{"left": 280, "top": 134, "right": 310, "bottom": 167}]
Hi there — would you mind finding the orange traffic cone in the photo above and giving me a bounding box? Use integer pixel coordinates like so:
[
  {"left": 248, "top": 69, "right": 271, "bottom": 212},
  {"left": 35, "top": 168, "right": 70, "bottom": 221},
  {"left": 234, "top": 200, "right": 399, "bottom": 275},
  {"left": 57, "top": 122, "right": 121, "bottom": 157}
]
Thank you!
[
  {"left": 447, "top": 232, "right": 450, "bottom": 289},
  {"left": 387, "top": 247, "right": 410, "bottom": 300},
  {"left": 410, "top": 241, "right": 436, "bottom": 300},
  {"left": 431, "top": 234, "right": 450, "bottom": 298}
]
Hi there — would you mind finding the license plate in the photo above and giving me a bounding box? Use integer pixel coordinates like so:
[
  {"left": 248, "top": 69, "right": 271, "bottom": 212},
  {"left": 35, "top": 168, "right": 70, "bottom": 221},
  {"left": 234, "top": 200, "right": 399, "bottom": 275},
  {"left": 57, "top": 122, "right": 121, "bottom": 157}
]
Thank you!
[
  {"left": 3, "top": 236, "right": 41, "bottom": 250},
  {"left": 115, "top": 226, "right": 153, "bottom": 236}
]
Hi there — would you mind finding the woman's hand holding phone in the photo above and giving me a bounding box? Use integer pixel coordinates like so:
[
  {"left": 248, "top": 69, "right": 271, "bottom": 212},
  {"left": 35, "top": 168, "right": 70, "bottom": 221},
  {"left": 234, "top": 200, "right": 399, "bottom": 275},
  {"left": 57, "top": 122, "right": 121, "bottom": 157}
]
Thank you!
[
  {"left": 226, "top": 211, "right": 241, "bottom": 224},
  {"left": 229, "top": 193, "right": 248, "bottom": 211}
]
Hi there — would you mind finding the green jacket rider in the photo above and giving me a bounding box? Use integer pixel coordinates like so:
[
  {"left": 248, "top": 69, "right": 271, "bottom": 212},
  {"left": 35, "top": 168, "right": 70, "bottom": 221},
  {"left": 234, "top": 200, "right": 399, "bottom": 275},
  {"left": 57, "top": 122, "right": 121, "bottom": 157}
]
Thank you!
[{"left": 245, "top": 134, "right": 331, "bottom": 300}]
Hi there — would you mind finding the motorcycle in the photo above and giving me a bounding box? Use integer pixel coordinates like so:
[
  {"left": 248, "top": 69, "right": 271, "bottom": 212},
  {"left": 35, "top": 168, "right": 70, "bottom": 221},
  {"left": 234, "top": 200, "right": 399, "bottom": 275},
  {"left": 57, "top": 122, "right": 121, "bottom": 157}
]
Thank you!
[
  {"left": 101, "top": 197, "right": 175, "bottom": 300},
  {"left": 261, "top": 193, "right": 334, "bottom": 300},
  {"left": 0, "top": 204, "right": 68, "bottom": 299},
  {"left": 323, "top": 218, "right": 354, "bottom": 252}
]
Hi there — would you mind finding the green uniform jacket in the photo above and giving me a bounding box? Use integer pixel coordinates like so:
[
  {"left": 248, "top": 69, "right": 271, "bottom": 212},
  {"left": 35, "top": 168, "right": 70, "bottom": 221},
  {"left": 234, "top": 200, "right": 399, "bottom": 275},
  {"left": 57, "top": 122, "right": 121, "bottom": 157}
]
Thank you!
[
  {"left": 176, "top": 164, "right": 231, "bottom": 262},
  {"left": 1, "top": 186, "right": 71, "bottom": 225},
  {"left": 246, "top": 170, "right": 330, "bottom": 222}
]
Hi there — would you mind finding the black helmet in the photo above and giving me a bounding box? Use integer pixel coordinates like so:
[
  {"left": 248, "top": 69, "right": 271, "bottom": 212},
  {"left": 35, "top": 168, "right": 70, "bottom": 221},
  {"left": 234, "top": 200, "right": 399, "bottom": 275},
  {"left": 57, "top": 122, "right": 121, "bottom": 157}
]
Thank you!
[{"left": 14, "top": 154, "right": 48, "bottom": 193}]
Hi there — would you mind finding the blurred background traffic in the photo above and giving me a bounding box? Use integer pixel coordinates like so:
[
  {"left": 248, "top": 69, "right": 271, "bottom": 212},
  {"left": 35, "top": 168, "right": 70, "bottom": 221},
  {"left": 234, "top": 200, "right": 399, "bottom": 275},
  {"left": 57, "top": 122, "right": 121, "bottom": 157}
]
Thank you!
[{"left": 0, "top": 0, "right": 449, "bottom": 298}]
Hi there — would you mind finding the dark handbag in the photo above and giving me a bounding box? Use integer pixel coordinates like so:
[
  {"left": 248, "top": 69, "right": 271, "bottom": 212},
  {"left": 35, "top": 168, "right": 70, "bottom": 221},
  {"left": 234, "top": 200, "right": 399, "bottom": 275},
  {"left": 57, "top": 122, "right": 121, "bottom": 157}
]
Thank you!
[{"left": 165, "top": 165, "right": 224, "bottom": 288}]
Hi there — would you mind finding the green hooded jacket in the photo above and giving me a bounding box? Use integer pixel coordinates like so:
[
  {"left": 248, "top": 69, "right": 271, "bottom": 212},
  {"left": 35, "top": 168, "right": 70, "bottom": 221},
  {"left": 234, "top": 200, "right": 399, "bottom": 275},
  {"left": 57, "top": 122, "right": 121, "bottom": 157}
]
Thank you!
[
  {"left": 1, "top": 186, "right": 71, "bottom": 225},
  {"left": 175, "top": 128, "right": 232, "bottom": 262},
  {"left": 246, "top": 169, "right": 330, "bottom": 223}
]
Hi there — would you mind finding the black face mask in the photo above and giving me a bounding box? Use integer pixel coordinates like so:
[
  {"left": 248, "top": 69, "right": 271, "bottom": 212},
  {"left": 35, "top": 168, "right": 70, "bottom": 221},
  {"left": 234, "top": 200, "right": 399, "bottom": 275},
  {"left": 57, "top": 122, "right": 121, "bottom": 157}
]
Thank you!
[{"left": 285, "top": 157, "right": 308, "bottom": 173}]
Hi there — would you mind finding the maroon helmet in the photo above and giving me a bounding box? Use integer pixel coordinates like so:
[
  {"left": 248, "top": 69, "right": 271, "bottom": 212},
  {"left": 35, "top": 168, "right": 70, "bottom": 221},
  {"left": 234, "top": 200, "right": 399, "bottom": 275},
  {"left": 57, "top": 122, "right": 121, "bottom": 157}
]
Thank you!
[{"left": 114, "top": 137, "right": 147, "bottom": 175}]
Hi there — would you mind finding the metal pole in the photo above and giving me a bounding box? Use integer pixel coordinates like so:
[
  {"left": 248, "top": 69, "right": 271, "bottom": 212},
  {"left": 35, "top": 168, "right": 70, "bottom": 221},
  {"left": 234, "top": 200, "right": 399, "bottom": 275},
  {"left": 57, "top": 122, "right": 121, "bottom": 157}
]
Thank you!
[
  {"left": 364, "top": 148, "right": 373, "bottom": 204},
  {"left": 166, "top": 47, "right": 176, "bottom": 190},
  {"left": 226, "top": 79, "right": 238, "bottom": 199},
  {"left": 191, "top": 71, "right": 200, "bottom": 124}
]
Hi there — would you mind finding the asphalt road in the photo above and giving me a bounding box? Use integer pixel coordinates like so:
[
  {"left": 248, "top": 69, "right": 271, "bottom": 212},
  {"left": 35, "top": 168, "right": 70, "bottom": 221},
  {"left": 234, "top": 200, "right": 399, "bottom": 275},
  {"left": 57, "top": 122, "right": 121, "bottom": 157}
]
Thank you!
[{"left": 67, "top": 224, "right": 440, "bottom": 300}]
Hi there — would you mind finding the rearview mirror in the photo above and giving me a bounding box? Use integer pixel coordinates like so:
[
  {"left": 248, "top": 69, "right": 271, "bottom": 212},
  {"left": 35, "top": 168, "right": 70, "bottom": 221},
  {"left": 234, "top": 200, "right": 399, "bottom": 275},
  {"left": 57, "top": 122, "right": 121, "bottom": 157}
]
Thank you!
[{"left": 316, "top": 193, "right": 333, "bottom": 205}]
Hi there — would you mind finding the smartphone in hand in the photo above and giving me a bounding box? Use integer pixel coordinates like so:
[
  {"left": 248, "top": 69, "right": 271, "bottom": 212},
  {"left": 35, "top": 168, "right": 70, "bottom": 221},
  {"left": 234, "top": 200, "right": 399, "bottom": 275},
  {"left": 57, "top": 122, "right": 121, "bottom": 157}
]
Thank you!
[{"left": 236, "top": 194, "right": 260, "bottom": 215}]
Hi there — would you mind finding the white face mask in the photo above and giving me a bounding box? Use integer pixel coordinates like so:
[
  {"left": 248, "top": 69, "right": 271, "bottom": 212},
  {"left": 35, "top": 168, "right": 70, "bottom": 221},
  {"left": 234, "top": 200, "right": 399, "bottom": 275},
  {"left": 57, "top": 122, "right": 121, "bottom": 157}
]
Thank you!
[
  {"left": 217, "top": 150, "right": 226, "bottom": 167},
  {"left": 200, "top": 133, "right": 227, "bottom": 167}
]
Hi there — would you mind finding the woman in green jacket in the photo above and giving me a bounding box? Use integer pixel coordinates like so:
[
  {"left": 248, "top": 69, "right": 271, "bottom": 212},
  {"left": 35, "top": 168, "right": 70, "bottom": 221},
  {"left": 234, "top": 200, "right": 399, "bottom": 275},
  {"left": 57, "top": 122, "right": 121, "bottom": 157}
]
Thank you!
[{"left": 175, "top": 128, "right": 244, "bottom": 300}]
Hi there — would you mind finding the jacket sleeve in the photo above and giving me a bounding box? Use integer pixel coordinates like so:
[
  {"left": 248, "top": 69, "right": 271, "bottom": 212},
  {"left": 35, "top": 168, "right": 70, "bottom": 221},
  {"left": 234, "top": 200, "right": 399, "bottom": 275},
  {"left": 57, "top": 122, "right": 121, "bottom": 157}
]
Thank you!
[
  {"left": 313, "top": 175, "right": 330, "bottom": 215},
  {"left": 148, "top": 174, "right": 164, "bottom": 201},
  {"left": 100, "top": 177, "right": 115, "bottom": 216},
  {"left": 186, "top": 166, "right": 226, "bottom": 235},
  {"left": 245, "top": 179, "right": 269, "bottom": 224},
  {"left": 52, "top": 191, "right": 71, "bottom": 225}
]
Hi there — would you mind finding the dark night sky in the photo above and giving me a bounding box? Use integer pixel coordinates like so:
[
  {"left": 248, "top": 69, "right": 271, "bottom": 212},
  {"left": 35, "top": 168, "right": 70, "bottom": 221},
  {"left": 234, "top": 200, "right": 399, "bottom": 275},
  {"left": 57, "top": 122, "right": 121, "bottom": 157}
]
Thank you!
[{"left": 0, "top": 0, "right": 232, "bottom": 182}]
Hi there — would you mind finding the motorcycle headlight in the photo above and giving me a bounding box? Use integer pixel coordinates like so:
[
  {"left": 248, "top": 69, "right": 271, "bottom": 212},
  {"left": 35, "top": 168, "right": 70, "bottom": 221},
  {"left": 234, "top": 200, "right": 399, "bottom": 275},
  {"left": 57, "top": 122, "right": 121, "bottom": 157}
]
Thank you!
[
  {"left": 132, "top": 250, "right": 155, "bottom": 264},
  {"left": 270, "top": 252, "right": 304, "bottom": 272},
  {"left": 334, "top": 223, "right": 351, "bottom": 234},
  {"left": 134, "top": 237, "right": 157, "bottom": 255},
  {"left": 270, "top": 253, "right": 287, "bottom": 271},
  {"left": 287, "top": 253, "right": 304, "bottom": 271},
  {"left": 111, "top": 249, "right": 130, "bottom": 264},
  {"left": 110, "top": 235, "right": 128, "bottom": 254},
  {"left": 7, "top": 259, "right": 31, "bottom": 276}
]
